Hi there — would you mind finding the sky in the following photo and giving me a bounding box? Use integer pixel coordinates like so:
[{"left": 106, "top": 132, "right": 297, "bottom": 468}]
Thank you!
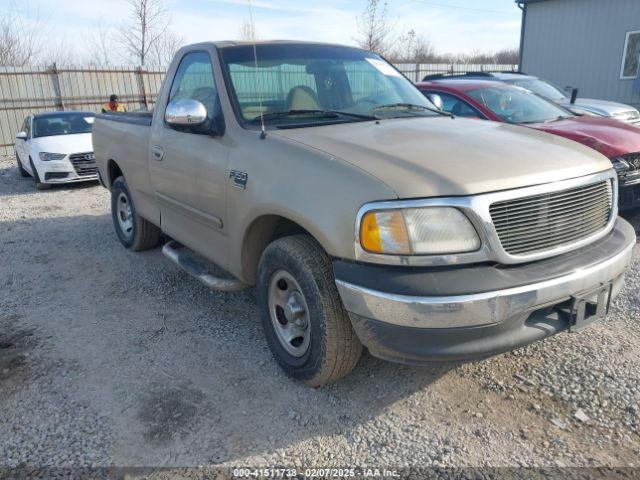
[{"left": 1, "top": 0, "right": 523, "bottom": 62}]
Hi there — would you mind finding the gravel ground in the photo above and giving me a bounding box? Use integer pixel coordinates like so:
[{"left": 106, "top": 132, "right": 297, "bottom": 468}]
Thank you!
[{"left": 0, "top": 154, "right": 639, "bottom": 472}]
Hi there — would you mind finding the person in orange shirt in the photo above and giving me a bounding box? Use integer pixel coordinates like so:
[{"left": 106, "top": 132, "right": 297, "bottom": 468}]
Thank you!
[{"left": 101, "top": 94, "right": 127, "bottom": 113}]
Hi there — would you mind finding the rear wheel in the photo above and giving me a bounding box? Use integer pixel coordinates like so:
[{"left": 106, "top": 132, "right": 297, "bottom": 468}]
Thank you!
[
  {"left": 111, "top": 176, "right": 160, "bottom": 251},
  {"left": 29, "top": 159, "right": 50, "bottom": 190},
  {"left": 15, "top": 151, "right": 29, "bottom": 177},
  {"left": 257, "top": 235, "right": 362, "bottom": 386}
]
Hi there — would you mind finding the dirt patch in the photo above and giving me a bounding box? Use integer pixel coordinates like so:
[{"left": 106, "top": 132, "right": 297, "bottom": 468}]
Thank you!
[
  {"left": 138, "top": 386, "right": 205, "bottom": 446},
  {"left": 0, "top": 314, "right": 36, "bottom": 384}
]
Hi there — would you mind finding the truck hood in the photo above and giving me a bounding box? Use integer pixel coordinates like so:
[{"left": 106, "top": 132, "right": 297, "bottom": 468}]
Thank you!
[
  {"left": 559, "top": 98, "right": 640, "bottom": 118},
  {"left": 527, "top": 115, "right": 640, "bottom": 159},
  {"left": 273, "top": 117, "right": 611, "bottom": 198}
]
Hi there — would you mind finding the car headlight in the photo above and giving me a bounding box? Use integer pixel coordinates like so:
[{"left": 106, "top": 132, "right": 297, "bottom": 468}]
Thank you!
[
  {"left": 612, "top": 158, "right": 630, "bottom": 173},
  {"left": 39, "top": 152, "right": 66, "bottom": 161},
  {"left": 359, "top": 206, "right": 481, "bottom": 255}
]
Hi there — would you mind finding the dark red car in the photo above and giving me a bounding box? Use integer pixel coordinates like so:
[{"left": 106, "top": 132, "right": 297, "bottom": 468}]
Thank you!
[{"left": 417, "top": 78, "right": 640, "bottom": 209}]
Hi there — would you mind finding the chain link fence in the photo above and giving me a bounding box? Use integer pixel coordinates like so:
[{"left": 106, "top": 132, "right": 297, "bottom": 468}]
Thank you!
[{"left": 0, "top": 62, "right": 517, "bottom": 155}]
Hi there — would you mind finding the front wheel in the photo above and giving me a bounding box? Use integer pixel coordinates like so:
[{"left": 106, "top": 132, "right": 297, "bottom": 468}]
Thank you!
[
  {"left": 29, "top": 159, "right": 50, "bottom": 190},
  {"left": 257, "top": 235, "right": 362, "bottom": 386},
  {"left": 111, "top": 176, "right": 160, "bottom": 251},
  {"left": 16, "top": 151, "right": 29, "bottom": 177}
]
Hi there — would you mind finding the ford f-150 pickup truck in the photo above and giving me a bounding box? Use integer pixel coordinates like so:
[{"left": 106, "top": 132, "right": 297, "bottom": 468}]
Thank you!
[{"left": 93, "top": 41, "right": 636, "bottom": 386}]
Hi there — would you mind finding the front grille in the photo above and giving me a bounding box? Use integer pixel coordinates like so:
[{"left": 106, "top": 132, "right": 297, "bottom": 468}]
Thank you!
[
  {"left": 490, "top": 180, "right": 613, "bottom": 256},
  {"left": 45, "top": 172, "right": 69, "bottom": 181},
  {"left": 69, "top": 152, "right": 97, "bottom": 177}
]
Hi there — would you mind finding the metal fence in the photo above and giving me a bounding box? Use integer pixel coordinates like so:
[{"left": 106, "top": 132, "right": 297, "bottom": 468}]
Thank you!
[
  {"left": 0, "top": 65, "right": 165, "bottom": 155},
  {"left": 0, "top": 62, "right": 517, "bottom": 155}
]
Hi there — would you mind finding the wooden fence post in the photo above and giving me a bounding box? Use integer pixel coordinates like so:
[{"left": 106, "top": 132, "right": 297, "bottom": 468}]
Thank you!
[
  {"left": 137, "top": 66, "right": 149, "bottom": 110},
  {"left": 50, "top": 63, "right": 65, "bottom": 111}
]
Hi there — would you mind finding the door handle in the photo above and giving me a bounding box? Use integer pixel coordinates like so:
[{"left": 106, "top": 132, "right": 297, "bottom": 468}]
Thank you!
[{"left": 152, "top": 145, "right": 164, "bottom": 161}]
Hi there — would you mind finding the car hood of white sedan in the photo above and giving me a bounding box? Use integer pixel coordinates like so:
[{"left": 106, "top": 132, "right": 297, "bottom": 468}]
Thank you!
[{"left": 30, "top": 133, "right": 93, "bottom": 156}]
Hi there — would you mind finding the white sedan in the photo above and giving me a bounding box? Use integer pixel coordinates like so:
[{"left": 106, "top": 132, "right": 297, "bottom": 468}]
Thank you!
[{"left": 15, "top": 111, "right": 98, "bottom": 190}]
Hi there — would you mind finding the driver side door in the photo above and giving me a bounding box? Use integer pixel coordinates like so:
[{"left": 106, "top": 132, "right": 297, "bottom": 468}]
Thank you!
[{"left": 149, "top": 50, "right": 230, "bottom": 269}]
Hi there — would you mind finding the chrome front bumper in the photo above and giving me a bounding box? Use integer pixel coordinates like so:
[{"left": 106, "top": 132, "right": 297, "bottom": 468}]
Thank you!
[{"left": 337, "top": 219, "right": 636, "bottom": 330}]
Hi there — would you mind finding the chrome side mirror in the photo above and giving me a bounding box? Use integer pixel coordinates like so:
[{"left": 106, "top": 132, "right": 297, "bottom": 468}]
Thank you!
[
  {"left": 165, "top": 99, "right": 208, "bottom": 126},
  {"left": 427, "top": 94, "right": 443, "bottom": 111},
  {"left": 16, "top": 131, "right": 27, "bottom": 140}
]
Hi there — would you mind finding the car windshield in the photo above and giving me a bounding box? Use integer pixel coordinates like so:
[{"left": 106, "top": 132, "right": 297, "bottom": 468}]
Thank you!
[
  {"left": 33, "top": 114, "right": 95, "bottom": 138},
  {"left": 505, "top": 78, "right": 567, "bottom": 101},
  {"left": 467, "top": 86, "right": 573, "bottom": 124},
  {"left": 220, "top": 44, "right": 438, "bottom": 128}
]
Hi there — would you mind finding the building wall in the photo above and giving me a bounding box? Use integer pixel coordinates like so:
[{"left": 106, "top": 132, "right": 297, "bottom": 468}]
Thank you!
[{"left": 521, "top": 0, "right": 640, "bottom": 107}]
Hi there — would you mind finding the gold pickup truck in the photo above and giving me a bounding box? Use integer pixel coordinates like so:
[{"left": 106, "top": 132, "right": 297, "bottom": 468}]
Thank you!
[{"left": 93, "top": 41, "right": 636, "bottom": 386}]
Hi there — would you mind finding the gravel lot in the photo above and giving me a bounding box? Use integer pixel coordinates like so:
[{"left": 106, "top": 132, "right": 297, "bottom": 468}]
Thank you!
[{"left": 1, "top": 154, "right": 639, "bottom": 472}]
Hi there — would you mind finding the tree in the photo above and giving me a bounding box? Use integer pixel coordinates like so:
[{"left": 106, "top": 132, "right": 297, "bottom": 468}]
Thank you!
[
  {"left": 86, "top": 20, "right": 116, "bottom": 66},
  {"left": 494, "top": 48, "right": 519, "bottom": 65},
  {"left": 391, "top": 29, "right": 440, "bottom": 63},
  {"left": 118, "top": 0, "right": 180, "bottom": 66},
  {"left": 0, "top": 2, "right": 46, "bottom": 66},
  {"left": 355, "top": 0, "right": 394, "bottom": 56},
  {"left": 147, "top": 29, "right": 184, "bottom": 68}
]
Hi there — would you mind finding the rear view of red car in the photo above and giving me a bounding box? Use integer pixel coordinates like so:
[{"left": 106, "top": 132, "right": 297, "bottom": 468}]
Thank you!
[{"left": 417, "top": 78, "right": 640, "bottom": 210}]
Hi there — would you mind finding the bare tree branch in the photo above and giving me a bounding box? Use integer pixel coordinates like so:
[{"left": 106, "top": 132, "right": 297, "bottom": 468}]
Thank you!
[
  {"left": 118, "top": 0, "right": 178, "bottom": 66},
  {"left": 147, "top": 29, "right": 184, "bottom": 68},
  {"left": 85, "top": 20, "right": 116, "bottom": 66},
  {"left": 0, "top": 0, "right": 47, "bottom": 66},
  {"left": 354, "top": 0, "right": 394, "bottom": 56}
]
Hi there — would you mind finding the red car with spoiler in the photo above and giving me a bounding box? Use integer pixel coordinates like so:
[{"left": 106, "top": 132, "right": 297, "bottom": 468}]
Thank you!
[{"left": 417, "top": 78, "right": 640, "bottom": 210}]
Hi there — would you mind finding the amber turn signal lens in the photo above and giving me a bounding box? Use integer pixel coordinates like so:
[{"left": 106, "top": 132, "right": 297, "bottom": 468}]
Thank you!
[{"left": 360, "top": 210, "right": 411, "bottom": 254}]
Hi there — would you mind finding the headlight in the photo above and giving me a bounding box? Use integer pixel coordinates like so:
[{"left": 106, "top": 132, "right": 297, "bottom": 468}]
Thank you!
[
  {"left": 359, "top": 206, "right": 481, "bottom": 255},
  {"left": 39, "top": 152, "right": 66, "bottom": 161},
  {"left": 611, "top": 158, "right": 629, "bottom": 173}
]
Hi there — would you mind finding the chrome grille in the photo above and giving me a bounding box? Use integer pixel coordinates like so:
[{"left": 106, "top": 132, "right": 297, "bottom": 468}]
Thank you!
[
  {"left": 69, "top": 152, "right": 97, "bottom": 177},
  {"left": 490, "top": 180, "right": 613, "bottom": 256}
]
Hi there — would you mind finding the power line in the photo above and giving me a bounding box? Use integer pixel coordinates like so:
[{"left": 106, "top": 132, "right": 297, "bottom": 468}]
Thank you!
[{"left": 408, "top": 0, "right": 520, "bottom": 15}]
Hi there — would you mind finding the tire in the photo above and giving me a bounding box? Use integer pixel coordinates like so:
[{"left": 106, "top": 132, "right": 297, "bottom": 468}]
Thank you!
[
  {"left": 111, "top": 176, "right": 160, "bottom": 251},
  {"left": 257, "top": 235, "right": 362, "bottom": 386},
  {"left": 15, "top": 151, "right": 29, "bottom": 177},
  {"left": 29, "top": 159, "right": 50, "bottom": 190}
]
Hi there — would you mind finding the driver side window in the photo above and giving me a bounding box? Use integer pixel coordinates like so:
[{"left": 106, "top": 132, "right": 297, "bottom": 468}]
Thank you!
[{"left": 168, "top": 51, "right": 221, "bottom": 131}]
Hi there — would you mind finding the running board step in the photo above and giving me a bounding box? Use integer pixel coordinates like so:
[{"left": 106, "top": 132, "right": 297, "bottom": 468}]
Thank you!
[{"left": 162, "top": 241, "right": 248, "bottom": 292}]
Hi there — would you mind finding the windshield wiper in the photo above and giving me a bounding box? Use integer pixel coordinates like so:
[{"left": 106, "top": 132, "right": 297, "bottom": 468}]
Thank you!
[
  {"left": 371, "top": 103, "right": 454, "bottom": 118},
  {"left": 251, "top": 109, "right": 378, "bottom": 122},
  {"left": 537, "top": 115, "right": 572, "bottom": 124}
]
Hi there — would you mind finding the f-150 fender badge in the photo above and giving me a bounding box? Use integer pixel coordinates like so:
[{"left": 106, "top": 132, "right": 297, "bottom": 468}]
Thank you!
[{"left": 229, "top": 170, "right": 248, "bottom": 189}]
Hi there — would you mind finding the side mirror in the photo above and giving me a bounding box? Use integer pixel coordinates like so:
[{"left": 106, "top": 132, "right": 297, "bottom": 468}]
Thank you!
[
  {"left": 426, "top": 93, "right": 444, "bottom": 111},
  {"left": 165, "top": 99, "right": 208, "bottom": 126},
  {"left": 16, "top": 131, "right": 27, "bottom": 140}
]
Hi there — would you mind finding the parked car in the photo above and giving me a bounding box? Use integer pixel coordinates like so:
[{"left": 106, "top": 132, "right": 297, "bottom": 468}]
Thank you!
[
  {"left": 15, "top": 111, "right": 98, "bottom": 190},
  {"left": 93, "top": 41, "right": 635, "bottom": 386},
  {"left": 423, "top": 72, "right": 640, "bottom": 126},
  {"left": 418, "top": 79, "right": 640, "bottom": 210}
]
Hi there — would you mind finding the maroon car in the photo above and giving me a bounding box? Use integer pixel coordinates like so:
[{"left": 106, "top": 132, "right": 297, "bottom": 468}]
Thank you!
[{"left": 417, "top": 78, "right": 640, "bottom": 209}]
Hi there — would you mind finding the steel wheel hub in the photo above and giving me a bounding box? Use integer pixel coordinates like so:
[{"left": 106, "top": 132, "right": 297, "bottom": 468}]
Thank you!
[
  {"left": 268, "top": 270, "right": 311, "bottom": 357},
  {"left": 117, "top": 192, "right": 133, "bottom": 238}
]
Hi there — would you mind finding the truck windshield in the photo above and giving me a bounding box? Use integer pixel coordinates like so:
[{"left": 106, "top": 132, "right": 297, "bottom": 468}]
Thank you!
[
  {"left": 505, "top": 78, "right": 567, "bottom": 102},
  {"left": 33, "top": 114, "right": 95, "bottom": 138},
  {"left": 219, "top": 44, "right": 438, "bottom": 128},
  {"left": 468, "top": 86, "right": 573, "bottom": 125}
]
